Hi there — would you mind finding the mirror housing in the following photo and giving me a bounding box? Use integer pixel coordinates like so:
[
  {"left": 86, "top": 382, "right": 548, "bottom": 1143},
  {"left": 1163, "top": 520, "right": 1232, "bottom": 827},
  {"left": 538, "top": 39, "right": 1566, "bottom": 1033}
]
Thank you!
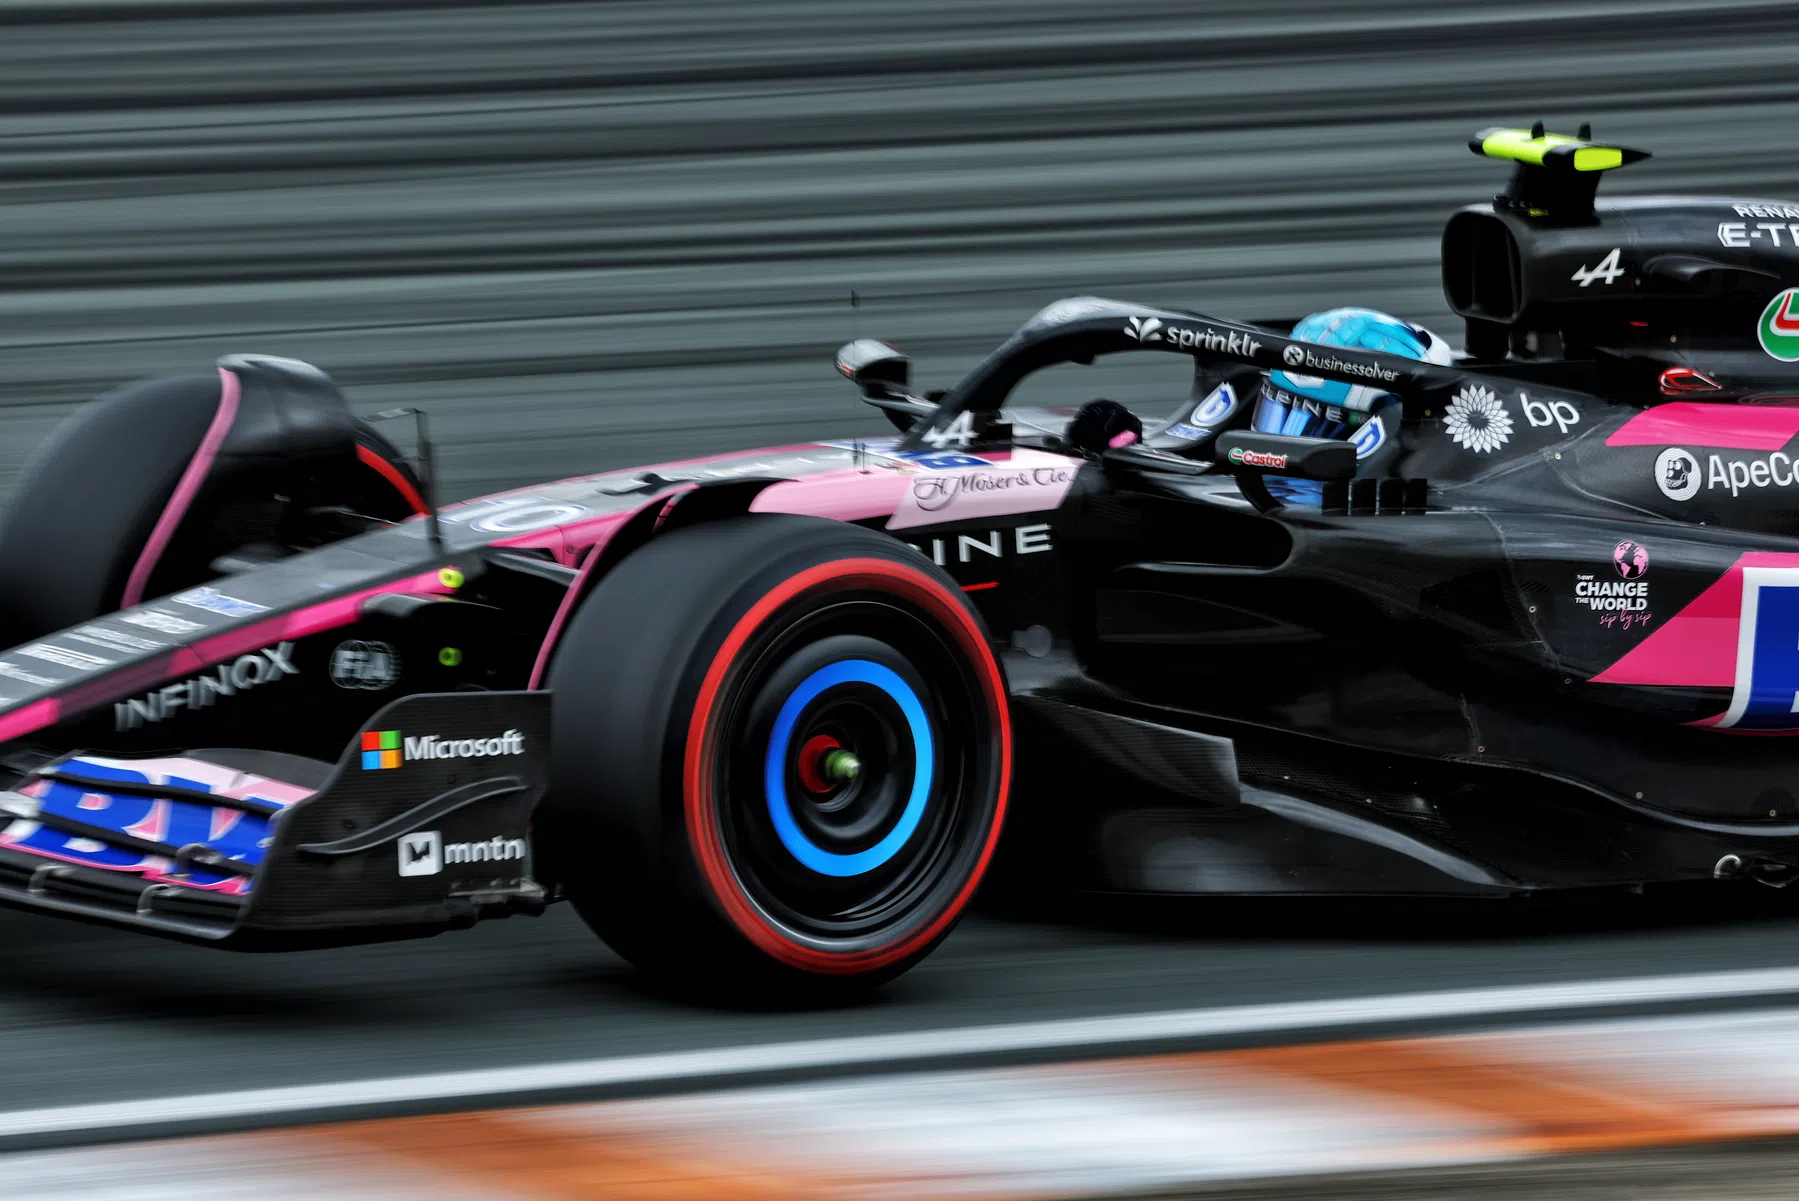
[
  {"left": 1213, "top": 432, "right": 1356, "bottom": 480},
  {"left": 835, "top": 339, "right": 911, "bottom": 398}
]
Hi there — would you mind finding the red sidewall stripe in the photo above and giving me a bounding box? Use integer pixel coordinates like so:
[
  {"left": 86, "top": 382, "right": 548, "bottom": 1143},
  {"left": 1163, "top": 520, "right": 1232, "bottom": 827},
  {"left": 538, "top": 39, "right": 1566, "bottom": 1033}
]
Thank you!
[
  {"left": 356, "top": 443, "right": 430, "bottom": 515},
  {"left": 682, "top": 556, "right": 1012, "bottom": 975}
]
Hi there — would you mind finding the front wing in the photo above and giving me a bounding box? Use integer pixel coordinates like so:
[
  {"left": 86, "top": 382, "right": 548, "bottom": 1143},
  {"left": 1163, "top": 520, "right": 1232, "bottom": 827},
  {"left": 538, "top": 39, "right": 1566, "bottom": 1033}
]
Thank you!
[{"left": 0, "top": 691, "right": 549, "bottom": 949}]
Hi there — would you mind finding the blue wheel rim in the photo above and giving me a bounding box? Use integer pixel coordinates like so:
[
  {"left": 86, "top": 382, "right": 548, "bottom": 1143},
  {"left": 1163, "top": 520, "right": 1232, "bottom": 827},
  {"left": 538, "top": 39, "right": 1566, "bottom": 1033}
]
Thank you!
[{"left": 763, "top": 659, "right": 933, "bottom": 877}]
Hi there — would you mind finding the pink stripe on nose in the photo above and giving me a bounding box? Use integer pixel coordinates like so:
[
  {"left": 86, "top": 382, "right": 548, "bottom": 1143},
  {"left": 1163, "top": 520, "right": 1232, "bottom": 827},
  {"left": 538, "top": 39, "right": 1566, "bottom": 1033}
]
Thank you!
[{"left": 121, "top": 367, "right": 242, "bottom": 608}]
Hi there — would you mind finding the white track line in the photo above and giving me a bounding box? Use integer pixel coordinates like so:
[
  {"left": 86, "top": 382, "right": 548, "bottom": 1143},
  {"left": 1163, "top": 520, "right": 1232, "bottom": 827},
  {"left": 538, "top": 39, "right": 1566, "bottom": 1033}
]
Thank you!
[{"left": 9, "top": 964, "right": 1799, "bottom": 1144}]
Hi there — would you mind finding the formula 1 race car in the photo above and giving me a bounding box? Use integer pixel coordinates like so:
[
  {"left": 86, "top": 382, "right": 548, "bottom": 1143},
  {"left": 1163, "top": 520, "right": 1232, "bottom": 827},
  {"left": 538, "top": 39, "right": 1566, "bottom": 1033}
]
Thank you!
[{"left": 7, "top": 125, "right": 1799, "bottom": 999}]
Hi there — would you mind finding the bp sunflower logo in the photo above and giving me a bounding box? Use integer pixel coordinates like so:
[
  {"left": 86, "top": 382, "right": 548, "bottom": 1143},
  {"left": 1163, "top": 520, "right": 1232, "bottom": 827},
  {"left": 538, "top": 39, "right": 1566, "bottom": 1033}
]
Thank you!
[
  {"left": 1759, "top": 288, "right": 1799, "bottom": 362},
  {"left": 1443, "top": 384, "right": 1513, "bottom": 454}
]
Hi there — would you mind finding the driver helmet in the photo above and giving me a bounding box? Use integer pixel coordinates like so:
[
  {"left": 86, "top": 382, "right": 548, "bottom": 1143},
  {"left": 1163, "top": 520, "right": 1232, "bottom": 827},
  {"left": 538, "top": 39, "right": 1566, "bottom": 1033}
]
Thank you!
[{"left": 1252, "top": 308, "right": 1453, "bottom": 459}]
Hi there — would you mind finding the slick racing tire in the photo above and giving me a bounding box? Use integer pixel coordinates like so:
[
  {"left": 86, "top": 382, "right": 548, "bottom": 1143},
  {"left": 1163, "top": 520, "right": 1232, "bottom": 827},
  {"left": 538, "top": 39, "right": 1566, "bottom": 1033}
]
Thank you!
[
  {"left": 346, "top": 422, "right": 430, "bottom": 522},
  {"left": 542, "top": 514, "right": 1011, "bottom": 1002}
]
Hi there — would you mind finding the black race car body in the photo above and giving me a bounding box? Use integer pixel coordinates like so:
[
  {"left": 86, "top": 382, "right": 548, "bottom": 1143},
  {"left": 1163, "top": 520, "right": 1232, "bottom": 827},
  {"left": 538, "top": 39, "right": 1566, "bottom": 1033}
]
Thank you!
[
  {"left": 3, "top": 126, "right": 1799, "bottom": 988},
  {"left": 0, "top": 419, "right": 1063, "bottom": 951}
]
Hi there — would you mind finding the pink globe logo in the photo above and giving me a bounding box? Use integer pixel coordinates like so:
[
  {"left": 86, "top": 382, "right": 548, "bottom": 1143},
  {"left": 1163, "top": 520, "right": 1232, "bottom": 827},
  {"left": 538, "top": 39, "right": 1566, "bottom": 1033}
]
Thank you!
[{"left": 1614, "top": 540, "right": 1650, "bottom": 580}]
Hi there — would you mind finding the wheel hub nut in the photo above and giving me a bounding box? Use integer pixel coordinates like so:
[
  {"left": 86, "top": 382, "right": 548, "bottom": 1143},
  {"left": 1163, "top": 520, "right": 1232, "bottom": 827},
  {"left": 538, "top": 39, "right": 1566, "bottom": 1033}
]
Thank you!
[{"left": 823, "top": 749, "right": 861, "bottom": 782}]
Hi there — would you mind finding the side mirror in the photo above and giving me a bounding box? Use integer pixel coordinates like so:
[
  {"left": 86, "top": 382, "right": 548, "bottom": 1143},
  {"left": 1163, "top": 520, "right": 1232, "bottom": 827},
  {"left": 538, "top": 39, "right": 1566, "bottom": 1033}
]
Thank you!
[
  {"left": 1213, "top": 432, "right": 1355, "bottom": 480},
  {"left": 1212, "top": 432, "right": 1357, "bottom": 514},
  {"left": 835, "top": 339, "right": 910, "bottom": 398}
]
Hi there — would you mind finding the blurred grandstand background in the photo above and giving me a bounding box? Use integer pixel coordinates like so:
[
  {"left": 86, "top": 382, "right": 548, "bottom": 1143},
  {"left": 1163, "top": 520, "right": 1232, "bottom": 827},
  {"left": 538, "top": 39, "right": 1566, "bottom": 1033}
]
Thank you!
[{"left": 4, "top": 0, "right": 1799, "bottom": 500}]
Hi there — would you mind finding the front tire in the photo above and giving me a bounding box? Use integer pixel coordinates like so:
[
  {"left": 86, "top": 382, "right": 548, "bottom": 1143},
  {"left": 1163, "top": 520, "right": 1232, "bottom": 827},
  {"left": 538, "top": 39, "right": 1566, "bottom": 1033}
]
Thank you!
[{"left": 542, "top": 515, "right": 1010, "bottom": 1001}]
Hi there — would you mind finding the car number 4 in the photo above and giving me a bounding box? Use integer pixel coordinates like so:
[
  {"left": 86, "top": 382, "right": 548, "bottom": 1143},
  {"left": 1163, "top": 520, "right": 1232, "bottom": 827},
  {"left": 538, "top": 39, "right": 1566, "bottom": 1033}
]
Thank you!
[
  {"left": 922, "top": 411, "right": 977, "bottom": 449},
  {"left": 1572, "top": 247, "right": 1625, "bottom": 287}
]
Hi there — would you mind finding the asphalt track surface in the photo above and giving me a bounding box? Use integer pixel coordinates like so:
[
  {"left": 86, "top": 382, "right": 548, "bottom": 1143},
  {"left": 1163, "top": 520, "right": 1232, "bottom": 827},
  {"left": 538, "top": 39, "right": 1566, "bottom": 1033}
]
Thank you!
[{"left": 9, "top": 0, "right": 1799, "bottom": 1125}]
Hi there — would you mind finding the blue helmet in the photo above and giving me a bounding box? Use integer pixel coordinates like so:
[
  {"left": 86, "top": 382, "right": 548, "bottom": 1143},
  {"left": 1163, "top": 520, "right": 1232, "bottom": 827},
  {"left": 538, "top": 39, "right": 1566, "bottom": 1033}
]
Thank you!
[{"left": 1253, "top": 308, "right": 1453, "bottom": 458}]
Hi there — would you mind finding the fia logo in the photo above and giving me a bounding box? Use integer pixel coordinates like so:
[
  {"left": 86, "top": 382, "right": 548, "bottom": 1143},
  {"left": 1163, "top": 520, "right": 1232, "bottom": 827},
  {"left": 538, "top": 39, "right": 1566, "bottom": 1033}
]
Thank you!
[
  {"left": 330, "top": 639, "right": 400, "bottom": 690},
  {"left": 399, "top": 830, "right": 442, "bottom": 877}
]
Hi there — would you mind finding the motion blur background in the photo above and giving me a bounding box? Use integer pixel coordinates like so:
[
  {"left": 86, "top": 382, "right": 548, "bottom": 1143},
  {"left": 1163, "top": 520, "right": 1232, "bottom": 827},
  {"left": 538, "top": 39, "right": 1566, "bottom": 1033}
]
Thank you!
[
  {"left": 8, "top": 0, "right": 1799, "bottom": 503},
  {"left": 16, "top": 6, "right": 1799, "bottom": 1194}
]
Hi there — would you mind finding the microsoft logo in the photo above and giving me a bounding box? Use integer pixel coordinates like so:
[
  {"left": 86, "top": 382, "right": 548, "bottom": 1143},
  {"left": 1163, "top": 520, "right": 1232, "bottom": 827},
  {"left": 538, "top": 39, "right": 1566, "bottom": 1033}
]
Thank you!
[
  {"left": 358, "top": 727, "right": 527, "bottom": 771},
  {"left": 362, "top": 729, "right": 402, "bottom": 770}
]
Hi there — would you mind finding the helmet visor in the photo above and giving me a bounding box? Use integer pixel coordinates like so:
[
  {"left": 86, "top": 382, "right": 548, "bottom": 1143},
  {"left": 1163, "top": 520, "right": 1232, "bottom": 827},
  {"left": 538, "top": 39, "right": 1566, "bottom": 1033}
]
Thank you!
[{"left": 1252, "top": 384, "right": 1371, "bottom": 441}]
